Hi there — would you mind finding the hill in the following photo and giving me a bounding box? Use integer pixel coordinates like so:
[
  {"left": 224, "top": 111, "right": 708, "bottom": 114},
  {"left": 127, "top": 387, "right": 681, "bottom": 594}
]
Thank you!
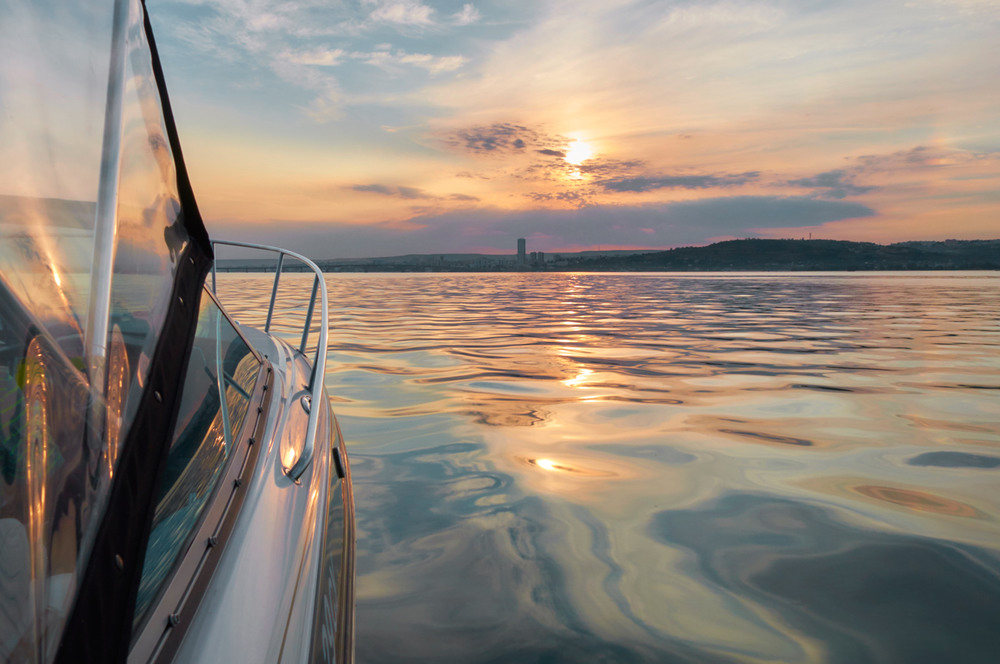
[{"left": 568, "top": 239, "right": 1000, "bottom": 271}]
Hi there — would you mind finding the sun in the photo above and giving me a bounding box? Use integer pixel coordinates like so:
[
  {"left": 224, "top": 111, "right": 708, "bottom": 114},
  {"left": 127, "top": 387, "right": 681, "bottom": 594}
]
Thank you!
[{"left": 564, "top": 138, "right": 593, "bottom": 166}]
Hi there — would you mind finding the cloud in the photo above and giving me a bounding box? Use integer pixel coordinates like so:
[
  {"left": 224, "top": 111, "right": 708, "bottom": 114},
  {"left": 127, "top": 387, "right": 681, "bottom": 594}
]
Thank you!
[
  {"left": 151, "top": 0, "right": 475, "bottom": 122},
  {"left": 285, "top": 47, "right": 346, "bottom": 66},
  {"left": 153, "top": 1, "right": 354, "bottom": 117},
  {"left": 440, "top": 122, "right": 766, "bottom": 202},
  {"left": 353, "top": 49, "right": 467, "bottom": 74},
  {"left": 351, "top": 183, "right": 479, "bottom": 202},
  {"left": 419, "top": 0, "right": 1000, "bottom": 185},
  {"left": 854, "top": 145, "right": 988, "bottom": 171},
  {"left": 577, "top": 158, "right": 646, "bottom": 179},
  {"left": 282, "top": 46, "right": 467, "bottom": 74},
  {"left": 513, "top": 165, "right": 760, "bottom": 207},
  {"left": 448, "top": 123, "right": 556, "bottom": 154},
  {"left": 303, "top": 89, "right": 343, "bottom": 122},
  {"left": 145, "top": 0, "right": 999, "bottom": 250},
  {"left": 364, "top": 0, "right": 486, "bottom": 31},
  {"left": 787, "top": 145, "right": 996, "bottom": 200},
  {"left": 662, "top": 196, "right": 875, "bottom": 229},
  {"left": 214, "top": 196, "right": 877, "bottom": 258},
  {"left": 452, "top": 4, "right": 482, "bottom": 26},
  {"left": 368, "top": 1, "right": 435, "bottom": 27},
  {"left": 599, "top": 172, "right": 759, "bottom": 192},
  {"left": 394, "top": 53, "right": 467, "bottom": 74},
  {"left": 351, "top": 183, "right": 432, "bottom": 199},
  {"left": 787, "top": 169, "right": 877, "bottom": 199},
  {"left": 525, "top": 190, "right": 590, "bottom": 205}
]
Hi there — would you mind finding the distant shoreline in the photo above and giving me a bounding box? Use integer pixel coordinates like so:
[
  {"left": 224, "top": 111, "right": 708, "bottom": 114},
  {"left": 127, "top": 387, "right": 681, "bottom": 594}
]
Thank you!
[
  {"left": 214, "top": 266, "right": 1000, "bottom": 274},
  {"left": 215, "top": 238, "right": 1000, "bottom": 273}
]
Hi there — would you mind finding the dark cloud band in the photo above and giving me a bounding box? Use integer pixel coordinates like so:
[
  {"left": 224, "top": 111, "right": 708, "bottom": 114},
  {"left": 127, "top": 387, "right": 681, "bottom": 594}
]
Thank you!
[{"left": 216, "top": 195, "right": 876, "bottom": 258}]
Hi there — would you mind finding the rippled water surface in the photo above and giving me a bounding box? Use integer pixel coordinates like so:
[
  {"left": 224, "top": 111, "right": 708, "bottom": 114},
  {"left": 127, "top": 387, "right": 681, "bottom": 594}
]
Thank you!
[{"left": 219, "top": 272, "right": 1000, "bottom": 664}]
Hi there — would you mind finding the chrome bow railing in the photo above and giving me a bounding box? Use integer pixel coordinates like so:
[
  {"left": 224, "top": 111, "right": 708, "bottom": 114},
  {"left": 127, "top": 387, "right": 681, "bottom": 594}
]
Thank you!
[{"left": 210, "top": 240, "right": 328, "bottom": 481}]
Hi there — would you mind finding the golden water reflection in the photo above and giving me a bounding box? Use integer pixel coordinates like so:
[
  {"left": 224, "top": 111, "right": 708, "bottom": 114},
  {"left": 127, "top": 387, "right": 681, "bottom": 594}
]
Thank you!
[
  {"left": 852, "top": 484, "right": 983, "bottom": 518},
  {"left": 225, "top": 272, "right": 1000, "bottom": 663}
]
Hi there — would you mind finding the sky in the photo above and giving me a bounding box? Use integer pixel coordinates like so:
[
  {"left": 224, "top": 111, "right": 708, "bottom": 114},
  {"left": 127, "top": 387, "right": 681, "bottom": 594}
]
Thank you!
[{"left": 146, "top": 0, "right": 1000, "bottom": 258}]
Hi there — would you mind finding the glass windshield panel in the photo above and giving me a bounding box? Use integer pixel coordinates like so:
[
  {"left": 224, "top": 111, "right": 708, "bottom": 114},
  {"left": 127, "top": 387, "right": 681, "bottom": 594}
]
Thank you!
[
  {"left": 0, "top": 0, "right": 109, "bottom": 359},
  {"left": 0, "top": 0, "right": 195, "bottom": 657},
  {"left": 111, "top": 0, "right": 190, "bottom": 432},
  {"left": 134, "top": 288, "right": 260, "bottom": 626}
]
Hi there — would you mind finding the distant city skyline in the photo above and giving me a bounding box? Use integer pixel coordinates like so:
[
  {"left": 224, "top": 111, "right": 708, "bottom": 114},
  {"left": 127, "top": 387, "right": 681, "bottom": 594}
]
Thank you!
[{"left": 144, "top": 1, "right": 1000, "bottom": 259}]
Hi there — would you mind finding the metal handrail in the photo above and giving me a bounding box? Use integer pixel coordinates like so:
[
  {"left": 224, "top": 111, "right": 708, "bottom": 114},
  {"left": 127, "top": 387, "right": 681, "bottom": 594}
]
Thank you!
[{"left": 210, "top": 239, "right": 328, "bottom": 481}]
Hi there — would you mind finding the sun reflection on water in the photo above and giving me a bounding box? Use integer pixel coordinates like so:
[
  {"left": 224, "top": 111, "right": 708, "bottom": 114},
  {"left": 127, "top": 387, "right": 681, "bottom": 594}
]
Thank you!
[
  {"left": 530, "top": 457, "right": 582, "bottom": 474},
  {"left": 562, "top": 367, "right": 593, "bottom": 388},
  {"left": 521, "top": 455, "right": 618, "bottom": 480}
]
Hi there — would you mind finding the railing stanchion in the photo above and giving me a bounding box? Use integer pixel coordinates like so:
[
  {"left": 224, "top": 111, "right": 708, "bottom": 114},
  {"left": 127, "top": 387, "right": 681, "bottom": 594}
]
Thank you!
[
  {"left": 265, "top": 253, "right": 285, "bottom": 334},
  {"left": 209, "top": 240, "right": 328, "bottom": 481},
  {"left": 301, "top": 274, "right": 319, "bottom": 357}
]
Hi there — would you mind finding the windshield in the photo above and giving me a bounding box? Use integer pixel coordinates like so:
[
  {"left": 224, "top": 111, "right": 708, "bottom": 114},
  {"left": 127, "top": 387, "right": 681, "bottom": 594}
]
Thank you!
[
  {"left": 133, "top": 288, "right": 261, "bottom": 628},
  {"left": 0, "top": 0, "right": 196, "bottom": 660}
]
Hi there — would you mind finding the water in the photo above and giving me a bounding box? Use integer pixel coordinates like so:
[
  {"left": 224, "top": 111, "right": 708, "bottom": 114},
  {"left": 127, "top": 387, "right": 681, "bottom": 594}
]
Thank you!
[{"left": 218, "top": 271, "right": 1000, "bottom": 664}]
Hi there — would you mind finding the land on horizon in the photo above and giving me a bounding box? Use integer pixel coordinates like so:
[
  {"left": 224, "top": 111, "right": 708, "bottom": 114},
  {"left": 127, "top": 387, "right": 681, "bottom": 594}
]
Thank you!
[{"left": 214, "top": 238, "right": 1000, "bottom": 273}]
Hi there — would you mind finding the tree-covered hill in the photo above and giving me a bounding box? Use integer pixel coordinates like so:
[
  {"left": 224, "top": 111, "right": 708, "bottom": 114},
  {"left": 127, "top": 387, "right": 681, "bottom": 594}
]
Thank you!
[{"left": 567, "top": 239, "right": 1000, "bottom": 271}]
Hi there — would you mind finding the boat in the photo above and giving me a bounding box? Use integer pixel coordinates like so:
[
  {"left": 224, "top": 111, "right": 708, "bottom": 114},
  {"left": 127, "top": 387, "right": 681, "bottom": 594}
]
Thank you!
[{"left": 0, "top": 0, "right": 355, "bottom": 662}]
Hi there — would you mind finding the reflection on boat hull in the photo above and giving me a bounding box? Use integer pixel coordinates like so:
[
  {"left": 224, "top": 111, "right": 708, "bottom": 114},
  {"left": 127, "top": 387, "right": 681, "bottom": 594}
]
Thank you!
[{"left": 145, "top": 328, "right": 354, "bottom": 663}]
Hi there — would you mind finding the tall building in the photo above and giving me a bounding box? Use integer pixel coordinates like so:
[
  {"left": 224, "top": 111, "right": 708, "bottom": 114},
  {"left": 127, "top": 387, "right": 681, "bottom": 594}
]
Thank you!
[{"left": 517, "top": 238, "right": 526, "bottom": 264}]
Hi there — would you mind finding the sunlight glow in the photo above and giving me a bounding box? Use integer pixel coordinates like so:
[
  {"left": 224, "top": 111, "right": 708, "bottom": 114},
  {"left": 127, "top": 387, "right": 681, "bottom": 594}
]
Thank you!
[{"left": 564, "top": 139, "right": 593, "bottom": 166}]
